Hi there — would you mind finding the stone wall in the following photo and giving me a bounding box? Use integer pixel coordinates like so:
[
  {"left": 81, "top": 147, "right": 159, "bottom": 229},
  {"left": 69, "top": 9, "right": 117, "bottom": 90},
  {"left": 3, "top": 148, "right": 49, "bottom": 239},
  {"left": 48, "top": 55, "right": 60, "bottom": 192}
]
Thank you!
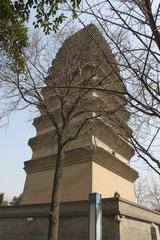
[
  {"left": 0, "top": 201, "right": 89, "bottom": 240},
  {"left": 0, "top": 198, "right": 160, "bottom": 240},
  {"left": 119, "top": 198, "right": 160, "bottom": 240}
]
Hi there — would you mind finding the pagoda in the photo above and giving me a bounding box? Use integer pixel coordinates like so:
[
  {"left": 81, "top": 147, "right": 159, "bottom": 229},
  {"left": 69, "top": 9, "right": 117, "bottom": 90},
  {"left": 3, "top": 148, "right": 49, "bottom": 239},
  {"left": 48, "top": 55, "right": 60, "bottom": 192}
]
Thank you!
[{"left": 21, "top": 24, "right": 138, "bottom": 204}]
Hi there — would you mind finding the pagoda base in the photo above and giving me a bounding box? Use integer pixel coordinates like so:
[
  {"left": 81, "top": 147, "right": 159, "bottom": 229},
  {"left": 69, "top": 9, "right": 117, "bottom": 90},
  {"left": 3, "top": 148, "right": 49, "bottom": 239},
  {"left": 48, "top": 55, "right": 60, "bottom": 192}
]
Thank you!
[{"left": 21, "top": 147, "right": 138, "bottom": 204}]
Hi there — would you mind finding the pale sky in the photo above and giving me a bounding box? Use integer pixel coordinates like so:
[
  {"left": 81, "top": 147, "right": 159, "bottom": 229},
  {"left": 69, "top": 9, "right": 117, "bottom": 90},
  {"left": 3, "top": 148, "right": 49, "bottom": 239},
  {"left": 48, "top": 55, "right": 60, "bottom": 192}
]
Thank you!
[{"left": 0, "top": 109, "right": 36, "bottom": 199}]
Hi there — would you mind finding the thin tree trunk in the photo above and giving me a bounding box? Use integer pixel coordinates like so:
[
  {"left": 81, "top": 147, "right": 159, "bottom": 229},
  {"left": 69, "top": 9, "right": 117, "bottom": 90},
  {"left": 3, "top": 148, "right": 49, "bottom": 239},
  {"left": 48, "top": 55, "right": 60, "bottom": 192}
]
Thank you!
[{"left": 48, "top": 136, "right": 64, "bottom": 240}]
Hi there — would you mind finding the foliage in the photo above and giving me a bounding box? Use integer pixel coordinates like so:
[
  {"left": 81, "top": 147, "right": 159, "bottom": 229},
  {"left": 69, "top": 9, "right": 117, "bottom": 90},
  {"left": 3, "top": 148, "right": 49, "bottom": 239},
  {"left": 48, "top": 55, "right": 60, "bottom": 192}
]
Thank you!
[
  {"left": 10, "top": 194, "right": 22, "bottom": 205},
  {"left": 0, "top": 0, "right": 81, "bottom": 71},
  {"left": 14, "top": 0, "right": 81, "bottom": 34},
  {"left": 0, "top": 193, "right": 4, "bottom": 205},
  {"left": 0, "top": 0, "right": 28, "bottom": 71},
  {"left": 0, "top": 193, "right": 8, "bottom": 206}
]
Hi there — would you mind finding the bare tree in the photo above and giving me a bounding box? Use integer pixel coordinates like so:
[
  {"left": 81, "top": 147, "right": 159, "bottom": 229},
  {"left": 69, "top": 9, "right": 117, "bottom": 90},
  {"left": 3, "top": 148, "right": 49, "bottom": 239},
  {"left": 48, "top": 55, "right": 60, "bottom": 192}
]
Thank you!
[
  {"left": 1, "top": 1, "right": 160, "bottom": 238},
  {"left": 70, "top": 0, "right": 160, "bottom": 174},
  {"left": 148, "top": 179, "right": 160, "bottom": 211},
  {"left": 135, "top": 175, "right": 160, "bottom": 211},
  {"left": 0, "top": 26, "right": 126, "bottom": 240}
]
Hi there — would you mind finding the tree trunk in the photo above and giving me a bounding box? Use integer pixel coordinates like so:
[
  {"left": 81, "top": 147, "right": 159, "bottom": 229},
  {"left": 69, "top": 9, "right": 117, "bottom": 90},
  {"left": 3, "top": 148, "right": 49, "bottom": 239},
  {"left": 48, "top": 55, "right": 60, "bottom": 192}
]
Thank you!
[{"left": 48, "top": 136, "right": 64, "bottom": 240}]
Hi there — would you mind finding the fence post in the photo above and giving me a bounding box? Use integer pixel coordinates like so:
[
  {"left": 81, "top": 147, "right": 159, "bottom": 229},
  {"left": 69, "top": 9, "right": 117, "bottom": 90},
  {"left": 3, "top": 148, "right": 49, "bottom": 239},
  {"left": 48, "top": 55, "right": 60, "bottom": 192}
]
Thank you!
[{"left": 89, "top": 193, "right": 102, "bottom": 240}]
